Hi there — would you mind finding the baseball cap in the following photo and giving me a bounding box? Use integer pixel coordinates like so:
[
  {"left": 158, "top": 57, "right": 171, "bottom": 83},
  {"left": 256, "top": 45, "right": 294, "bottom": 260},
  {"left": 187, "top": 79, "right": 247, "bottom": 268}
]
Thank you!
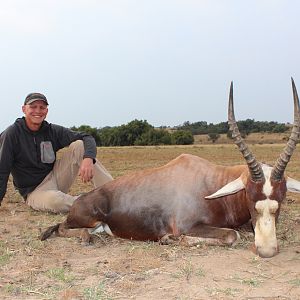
[{"left": 24, "top": 93, "right": 49, "bottom": 105}]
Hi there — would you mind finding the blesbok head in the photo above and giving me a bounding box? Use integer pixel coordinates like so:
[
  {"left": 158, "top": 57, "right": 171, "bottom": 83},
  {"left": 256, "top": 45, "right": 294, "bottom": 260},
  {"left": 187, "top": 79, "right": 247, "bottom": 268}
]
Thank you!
[{"left": 206, "top": 78, "right": 300, "bottom": 258}]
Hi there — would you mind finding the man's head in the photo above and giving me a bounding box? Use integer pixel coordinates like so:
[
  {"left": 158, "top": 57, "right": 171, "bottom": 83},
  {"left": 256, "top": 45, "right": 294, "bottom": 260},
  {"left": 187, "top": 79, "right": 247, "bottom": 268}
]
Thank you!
[
  {"left": 22, "top": 93, "right": 49, "bottom": 131},
  {"left": 24, "top": 93, "right": 49, "bottom": 106}
]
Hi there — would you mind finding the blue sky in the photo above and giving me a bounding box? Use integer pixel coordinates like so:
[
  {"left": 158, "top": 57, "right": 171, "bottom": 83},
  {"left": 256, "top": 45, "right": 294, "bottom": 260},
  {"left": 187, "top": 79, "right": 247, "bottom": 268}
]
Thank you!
[{"left": 1, "top": 0, "right": 300, "bottom": 131}]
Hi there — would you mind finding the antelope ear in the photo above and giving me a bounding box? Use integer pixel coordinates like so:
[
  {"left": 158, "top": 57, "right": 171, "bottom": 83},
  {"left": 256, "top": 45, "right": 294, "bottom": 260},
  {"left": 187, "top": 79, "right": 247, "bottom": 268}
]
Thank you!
[
  {"left": 205, "top": 177, "right": 245, "bottom": 199},
  {"left": 286, "top": 177, "right": 300, "bottom": 193}
]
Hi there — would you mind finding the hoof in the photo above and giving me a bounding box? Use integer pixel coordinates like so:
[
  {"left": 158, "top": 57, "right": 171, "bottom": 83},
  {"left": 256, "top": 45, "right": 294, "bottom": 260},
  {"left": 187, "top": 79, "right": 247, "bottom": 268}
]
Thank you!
[
  {"left": 159, "top": 234, "right": 179, "bottom": 245},
  {"left": 225, "top": 230, "right": 240, "bottom": 247},
  {"left": 81, "top": 240, "right": 92, "bottom": 246},
  {"left": 80, "top": 230, "right": 92, "bottom": 245}
]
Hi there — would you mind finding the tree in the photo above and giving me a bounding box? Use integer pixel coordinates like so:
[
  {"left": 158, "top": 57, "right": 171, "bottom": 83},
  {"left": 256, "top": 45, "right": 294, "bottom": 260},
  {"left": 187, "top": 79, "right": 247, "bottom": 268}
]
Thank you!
[
  {"left": 135, "top": 128, "right": 172, "bottom": 145},
  {"left": 172, "top": 130, "right": 194, "bottom": 145},
  {"left": 70, "top": 125, "right": 101, "bottom": 146},
  {"left": 98, "top": 120, "right": 153, "bottom": 146},
  {"left": 123, "top": 119, "right": 153, "bottom": 145}
]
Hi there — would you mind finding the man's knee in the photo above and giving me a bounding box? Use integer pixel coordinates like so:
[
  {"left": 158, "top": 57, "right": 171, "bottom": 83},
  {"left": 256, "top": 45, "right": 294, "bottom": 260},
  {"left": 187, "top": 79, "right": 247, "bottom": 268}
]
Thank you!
[
  {"left": 69, "top": 140, "right": 84, "bottom": 154},
  {"left": 68, "top": 140, "right": 84, "bottom": 163},
  {"left": 27, "top": 190, "right": 75, "bottom": 213},
  {"left": 45, "top": 192, "right": 74, "bottom": 213}
]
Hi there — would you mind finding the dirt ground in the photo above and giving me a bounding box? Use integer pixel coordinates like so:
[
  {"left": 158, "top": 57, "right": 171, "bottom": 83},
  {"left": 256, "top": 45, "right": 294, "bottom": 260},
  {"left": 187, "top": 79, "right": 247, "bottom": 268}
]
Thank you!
[{"left": 0, "top": 145, "right": 300, "bottom": 300}]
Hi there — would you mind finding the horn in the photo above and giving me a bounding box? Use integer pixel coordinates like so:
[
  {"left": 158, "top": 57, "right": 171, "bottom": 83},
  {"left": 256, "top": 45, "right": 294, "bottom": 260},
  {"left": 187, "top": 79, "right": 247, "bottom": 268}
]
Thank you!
[
  {"left": 271, "top": 78, "right": 300, "bottom": 181},
  {"left": 228, "top": 82, "right": 264, "bottom": 182}
]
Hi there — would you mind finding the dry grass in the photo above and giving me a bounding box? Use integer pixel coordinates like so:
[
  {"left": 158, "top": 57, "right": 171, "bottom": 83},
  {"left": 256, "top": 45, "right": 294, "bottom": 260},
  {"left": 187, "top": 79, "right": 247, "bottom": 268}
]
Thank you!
[
  {"left": 194, "top": 132, "right": 291, "bottom": 145},
  {"left": 0, "top": 142, "right": 300, "bottom": 299}
]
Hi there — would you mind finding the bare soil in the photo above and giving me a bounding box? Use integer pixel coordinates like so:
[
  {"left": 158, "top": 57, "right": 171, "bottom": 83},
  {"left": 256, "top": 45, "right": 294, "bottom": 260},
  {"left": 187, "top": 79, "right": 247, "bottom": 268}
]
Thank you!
[{"left": 0, "top": 145, "right": 300, "bottom": 300}]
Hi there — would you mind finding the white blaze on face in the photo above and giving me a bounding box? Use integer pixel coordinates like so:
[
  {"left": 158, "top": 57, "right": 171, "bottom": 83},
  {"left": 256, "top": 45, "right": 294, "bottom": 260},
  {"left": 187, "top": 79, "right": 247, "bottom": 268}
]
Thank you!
[{"left": 254, "top": 165, "right": 279, "bottom": 258}]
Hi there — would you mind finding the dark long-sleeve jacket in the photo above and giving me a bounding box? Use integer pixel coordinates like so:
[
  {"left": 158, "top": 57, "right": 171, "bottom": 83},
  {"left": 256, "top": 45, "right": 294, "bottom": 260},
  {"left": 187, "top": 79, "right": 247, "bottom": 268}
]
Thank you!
[{"left": 0, "top": 117, "right": 97, "bottom": 203}]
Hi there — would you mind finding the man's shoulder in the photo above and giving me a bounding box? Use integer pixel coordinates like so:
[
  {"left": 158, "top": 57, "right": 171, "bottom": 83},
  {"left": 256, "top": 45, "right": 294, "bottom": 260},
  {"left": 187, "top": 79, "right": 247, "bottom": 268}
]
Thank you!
[
  {"left": 7, "top": 117, "right": 27, "bottom": 132},
  {"left": 48, "top": 122, "right": 70, "bottom": 133},
  {"left": 0, "top": 123, "right": 21, "bottom": 146},
  {"left": 1, "top": 122, "right": 20, "bottom": 137}
]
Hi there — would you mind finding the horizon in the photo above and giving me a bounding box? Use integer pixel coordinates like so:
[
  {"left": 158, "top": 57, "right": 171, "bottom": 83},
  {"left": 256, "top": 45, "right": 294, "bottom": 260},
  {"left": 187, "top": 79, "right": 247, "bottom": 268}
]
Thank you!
[{"left": 69, "top": 117, "right": 292, "bottom": 130}]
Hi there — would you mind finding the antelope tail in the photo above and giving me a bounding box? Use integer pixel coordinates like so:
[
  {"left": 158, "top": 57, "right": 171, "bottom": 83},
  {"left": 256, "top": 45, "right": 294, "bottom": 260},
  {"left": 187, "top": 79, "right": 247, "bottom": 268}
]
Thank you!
[{"left": 40, "top": 223, "right": 61, "bottom": 241}]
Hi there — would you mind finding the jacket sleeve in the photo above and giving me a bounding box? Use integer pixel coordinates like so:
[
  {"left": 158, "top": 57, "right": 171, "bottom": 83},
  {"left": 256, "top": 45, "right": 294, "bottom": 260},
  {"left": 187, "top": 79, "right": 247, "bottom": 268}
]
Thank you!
[
  {"left": 82, "top": 135, "right": 97, "bottom": 161},
  {"left": 52, "top": 125, "right": 97, "bottom": 161},
  {"left": 0, "top": 128, "right": 15, "bottom": 204}
]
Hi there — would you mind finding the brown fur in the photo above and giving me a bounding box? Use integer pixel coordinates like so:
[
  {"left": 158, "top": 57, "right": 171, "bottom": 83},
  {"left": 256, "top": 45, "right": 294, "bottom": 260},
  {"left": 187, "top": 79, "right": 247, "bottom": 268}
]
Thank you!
[
  {"left": 40, "top": 155, "right": 248, "bottom": 246},
  {"left": 39, "top": 154, "right": 294, "bottom": 257}
]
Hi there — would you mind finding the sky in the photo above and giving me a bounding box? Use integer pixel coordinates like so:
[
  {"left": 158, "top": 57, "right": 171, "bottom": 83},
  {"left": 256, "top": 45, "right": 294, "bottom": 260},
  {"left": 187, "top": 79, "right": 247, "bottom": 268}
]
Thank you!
[{"left": 1, "top": 0, "right": 300, "bottom": 131}]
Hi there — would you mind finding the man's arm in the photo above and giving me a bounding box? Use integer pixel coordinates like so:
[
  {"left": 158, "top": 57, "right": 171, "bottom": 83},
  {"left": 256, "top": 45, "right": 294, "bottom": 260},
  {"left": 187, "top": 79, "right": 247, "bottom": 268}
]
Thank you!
[
  {"left": 82, "top": 135, "right": 97, "bottom": 161},
  {"left": 0, "top": 173, "right": 10, "bottom": 205},
  {"left": 79, "top": 136, "right": 97, "bottom": 183},
  {"left": 78, "top": 157, "right": 94, "bottom": 183},
  {"left": 53, "top": 124, "right": 97, "bottom": 161},
  {"left": 0, "top": 129, "right": 15, "bottom": 205},
  {"left": 53, "top": 125, "right": 97, "bottom": 183}
]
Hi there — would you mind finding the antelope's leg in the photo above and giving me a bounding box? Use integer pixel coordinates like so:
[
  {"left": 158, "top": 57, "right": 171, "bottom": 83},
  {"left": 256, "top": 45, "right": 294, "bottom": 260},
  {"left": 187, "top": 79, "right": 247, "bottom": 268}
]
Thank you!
[
  {"left": 58, "top": 223, "right": 92, "bottom": 244},
  {"left": 180, "top": 224, "right": 240, "bottom": 247}
]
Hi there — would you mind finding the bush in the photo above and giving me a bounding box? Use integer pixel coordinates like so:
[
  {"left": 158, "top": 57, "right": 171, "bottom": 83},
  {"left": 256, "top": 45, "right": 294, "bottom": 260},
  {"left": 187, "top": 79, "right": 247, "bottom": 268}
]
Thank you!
[
  {"left": 172, "top": 130, "right": 194, "bottom": 145},
  {"left": 135, "top": 129, "right": 172, "bottom": 145},
  {"left": 207, "top": 132, "right": 220, "bottom": 143}
]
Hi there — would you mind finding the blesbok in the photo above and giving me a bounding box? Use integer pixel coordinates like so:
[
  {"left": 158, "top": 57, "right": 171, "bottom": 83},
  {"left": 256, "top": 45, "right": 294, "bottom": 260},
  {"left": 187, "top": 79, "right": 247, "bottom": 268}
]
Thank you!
[{"left": 41, "top": 79, "right": 300, "bottom": 258}]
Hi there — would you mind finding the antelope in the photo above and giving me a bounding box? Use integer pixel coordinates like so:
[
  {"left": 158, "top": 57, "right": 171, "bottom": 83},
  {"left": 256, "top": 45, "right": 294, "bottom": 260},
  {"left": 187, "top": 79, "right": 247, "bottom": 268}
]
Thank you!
[{"left": 41, "top": 79, "right": 300, "bottom": 258}]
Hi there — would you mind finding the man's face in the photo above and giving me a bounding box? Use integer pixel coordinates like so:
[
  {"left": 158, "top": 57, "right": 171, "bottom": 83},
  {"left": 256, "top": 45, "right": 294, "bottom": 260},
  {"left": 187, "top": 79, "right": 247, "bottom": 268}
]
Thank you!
[{"left": 22, "top": 100, "right": 48, "bottom": 130}]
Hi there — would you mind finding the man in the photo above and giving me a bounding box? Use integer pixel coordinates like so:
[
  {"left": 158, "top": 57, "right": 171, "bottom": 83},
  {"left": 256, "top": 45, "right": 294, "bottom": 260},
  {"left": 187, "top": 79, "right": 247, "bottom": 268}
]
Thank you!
[{"left": 0, "top": 92, "right": 113, "bottom": 213}]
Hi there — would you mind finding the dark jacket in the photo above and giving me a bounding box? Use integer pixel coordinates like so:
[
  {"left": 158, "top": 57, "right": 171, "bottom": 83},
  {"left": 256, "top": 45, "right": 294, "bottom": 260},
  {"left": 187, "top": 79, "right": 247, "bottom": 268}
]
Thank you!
[{"left": 0, "top": 117, "right": 97, "bottom": 203}]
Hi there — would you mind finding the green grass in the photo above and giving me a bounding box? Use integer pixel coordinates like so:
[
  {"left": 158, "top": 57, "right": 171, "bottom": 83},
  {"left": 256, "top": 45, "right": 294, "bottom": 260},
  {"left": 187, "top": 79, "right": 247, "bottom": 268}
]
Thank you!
[
  {"left": 83, "top": 281, "right": 113, "bottom": 300},
  {"left": 3, "top": 282, "right": 60, "bottom": 300},
  {"left": 205, "top": 287, "right": 241, "bottom": 297},
  {"left": 0, "top": 240, "right": 14, "bottom": 266},
  {"left": 195, "top": 266, "right": 206, "bottom": 277},
  {"left": 171, "top": 259, "right": 195, "bottom": 281},
  {"left": 231, "top": 274, "right": 262, "bottom": 287},
  {"left": 288, "top": 278, "right": 300, "bottom": 286},
  {"left": 46, "top": 267, "right": 75, "bottom": 283}
]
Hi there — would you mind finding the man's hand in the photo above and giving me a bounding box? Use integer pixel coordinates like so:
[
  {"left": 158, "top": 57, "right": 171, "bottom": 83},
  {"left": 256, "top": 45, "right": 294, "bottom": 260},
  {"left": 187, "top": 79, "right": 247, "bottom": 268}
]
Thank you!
[{"left": 78, "top": 158, "right": 94, "bottom": 183}]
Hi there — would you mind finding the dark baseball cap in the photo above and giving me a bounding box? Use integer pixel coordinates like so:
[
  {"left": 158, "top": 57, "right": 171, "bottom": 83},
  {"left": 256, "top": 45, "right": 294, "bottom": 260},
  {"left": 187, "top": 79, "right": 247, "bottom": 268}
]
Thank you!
[{"left": 24, "top": 93, "right": 48, "bottom": 105}]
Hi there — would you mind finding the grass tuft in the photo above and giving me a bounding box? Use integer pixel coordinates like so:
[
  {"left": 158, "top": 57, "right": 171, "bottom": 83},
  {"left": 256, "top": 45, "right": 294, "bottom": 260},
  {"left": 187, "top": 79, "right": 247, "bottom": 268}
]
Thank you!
[
  {"left": 83, "top": 281, "right": 113, "bottom": 300},
  {"left": 46, "top": 267, "right": 75, "bottom": 283}
]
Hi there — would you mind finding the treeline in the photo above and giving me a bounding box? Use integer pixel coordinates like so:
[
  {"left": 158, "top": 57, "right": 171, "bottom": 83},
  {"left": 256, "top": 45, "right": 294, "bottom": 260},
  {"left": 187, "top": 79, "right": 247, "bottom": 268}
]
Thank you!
[
  {"left": 71, "top": 118, "right": 289, "bottom": 146},
  {"left": 71, "top": 119, "right": 194, "bottom": 146},
  {"left": 176, "top": 119, "right": 289, "bottom": 135}
]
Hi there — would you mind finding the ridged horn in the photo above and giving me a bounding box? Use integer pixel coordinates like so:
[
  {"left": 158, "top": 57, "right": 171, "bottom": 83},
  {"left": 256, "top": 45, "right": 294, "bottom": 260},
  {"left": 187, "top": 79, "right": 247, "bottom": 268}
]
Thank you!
[
  {"left": 228, "top": 82, "right": 264, "bottom": 182},
  {"left": 271, "top": 78, "right": 300, "bottom": 181}
]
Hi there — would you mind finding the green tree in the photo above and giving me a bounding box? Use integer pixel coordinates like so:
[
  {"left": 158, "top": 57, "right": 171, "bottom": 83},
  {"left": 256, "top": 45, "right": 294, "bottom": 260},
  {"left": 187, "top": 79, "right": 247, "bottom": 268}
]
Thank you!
[
  {"left": 98, "top": 120, "right": 153, "bottom": 146},
  {"left": 122, "top": 119, "right": 153, "bottom": 145},
  {"left": 135, "top": 128, "right": 172, "bottom": 145},
  {"left": 172, "top": 130, "right": 194, "bottom": 145},
  {"left": 70, "top": 125, "right": 101, "bottom": 146}
]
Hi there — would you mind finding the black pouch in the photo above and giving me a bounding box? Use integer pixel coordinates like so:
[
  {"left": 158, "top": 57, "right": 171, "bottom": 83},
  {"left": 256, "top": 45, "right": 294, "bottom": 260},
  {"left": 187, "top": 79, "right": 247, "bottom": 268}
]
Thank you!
[{"left": 40, "top": 141, "right": 55, "bottom": 163}]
